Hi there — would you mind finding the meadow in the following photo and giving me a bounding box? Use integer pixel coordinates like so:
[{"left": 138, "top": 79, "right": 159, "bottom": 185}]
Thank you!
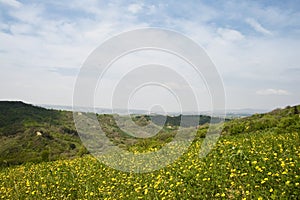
[{"left": 1, "top": 130, "right": 299, "bottom": 199}]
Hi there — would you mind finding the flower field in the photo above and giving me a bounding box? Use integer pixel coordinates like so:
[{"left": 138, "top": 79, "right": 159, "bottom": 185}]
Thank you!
[{"left": 0, "top": 130, "right": 299, "bottom": 199}]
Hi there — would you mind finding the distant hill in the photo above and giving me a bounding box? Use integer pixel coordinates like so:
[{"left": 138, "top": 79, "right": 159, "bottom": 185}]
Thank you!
[
  {"left": 0, "top": 101, "right": 299, "bottom": 167},
  {"left": 222, "top": 105, "right": 300, "bottom": 135},
  {"left": 40, "top": 103, "right": 268, "bottom": 118},
  {"left": 0, "top": 101, "right": 86, "bottom": 166},
  {"left": 0, "top": 101, "right": 223, "bottom": 166}
]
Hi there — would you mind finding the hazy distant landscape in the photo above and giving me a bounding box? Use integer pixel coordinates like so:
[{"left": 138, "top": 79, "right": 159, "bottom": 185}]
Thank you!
[{"left": 40, "top": 103, "right": 267, "bottom": 118}]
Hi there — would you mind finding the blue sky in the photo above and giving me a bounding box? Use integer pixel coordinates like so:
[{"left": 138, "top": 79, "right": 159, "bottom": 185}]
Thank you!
[{"left": 0, "top": 0, "right": 300, "bottom": 111}]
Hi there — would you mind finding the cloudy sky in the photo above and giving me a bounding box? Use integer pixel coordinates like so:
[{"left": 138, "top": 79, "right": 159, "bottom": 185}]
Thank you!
[{"left": 0, "top": 0, "right": 299, "bottom": 111}]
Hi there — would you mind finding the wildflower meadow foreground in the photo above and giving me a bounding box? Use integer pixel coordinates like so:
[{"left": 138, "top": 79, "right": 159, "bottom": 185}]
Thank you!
[{"left": 1, "top": 130, "right": 299, "bottom": 199}]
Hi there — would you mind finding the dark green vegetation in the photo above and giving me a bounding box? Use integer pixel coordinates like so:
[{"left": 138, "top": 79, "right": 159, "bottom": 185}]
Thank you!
[
  {"left": 1, "top": 101, "right": 299, "bottom": 167},
  {"left": 222, "top": 105, "right": 300, "bottom": 135},
  {"left": 0, "top": 101, "right": 222, "bottom": 166},
  {"left": 0, "top": 101, "right": 86, "bottom": 166}
]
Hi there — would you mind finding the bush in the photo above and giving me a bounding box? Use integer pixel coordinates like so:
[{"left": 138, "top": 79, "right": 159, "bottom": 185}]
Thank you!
[{"left": 41, "top": 150, "right": 49, "bottom": 162}]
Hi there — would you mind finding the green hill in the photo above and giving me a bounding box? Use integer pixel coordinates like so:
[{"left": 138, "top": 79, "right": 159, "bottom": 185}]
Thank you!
[
  {"left": 1, "top": 101, "right": 299, "bottom": 167},
  {"left": 0, "top": 104, "right": 299, "bottom": 199},
  {"left": 0, "top": 101, "right": 299, "bottom": 199},
  {"left": 0, "top": 101, "right": 223, "bottom": 166},
  {"left": 0, "top": 101, "right": 86, "bottom": 166},
  {"left": 222, "top": 105, "right": 300, "bottom": 135}
]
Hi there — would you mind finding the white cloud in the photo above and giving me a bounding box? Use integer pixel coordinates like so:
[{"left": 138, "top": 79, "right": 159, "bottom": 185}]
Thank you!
[
  {"left": 0, "top": 23, "right": 9, "bottom": 32},
  {"left": 128, "top": 3, "right": 143, "bottom": 14},
  {"left": 0, "top": 1, "right": 149, "bottom": 106},
  {"left": 8, "top": 4, "right": 44, "bottom": 23},
  {"left": 217, "top": 28, "right": 244, "bottom": 41},
  {"left": 256, "top": 89, "right": 291, "bottom": 96},
  {"left": 0, "top": 0, "right": 22, "bottom": 8},
  {"left": 0, "top": 0, "right": 299, "bottom": 109},
  {"left": 146, "top": 5, "right": 156, "bottom": 15},
  {"left": 9, "top": 23, "right": 33, "bottom": 34},
  {"left": 246, "top": 18, "right": 273, "bottom": 35}
]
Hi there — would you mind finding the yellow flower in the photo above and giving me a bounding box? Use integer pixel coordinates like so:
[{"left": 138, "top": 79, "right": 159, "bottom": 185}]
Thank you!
[{"left": 26, "top": 180, "right": 30, "bottom": 187}]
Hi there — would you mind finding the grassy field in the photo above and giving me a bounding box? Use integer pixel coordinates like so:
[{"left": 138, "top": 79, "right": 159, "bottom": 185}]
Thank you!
[
  {"left": 1, "top": 102, "right": 299, "bottom": 199},
  {"left": 1, "top": 130, "right": 299, "bottom": 199}
]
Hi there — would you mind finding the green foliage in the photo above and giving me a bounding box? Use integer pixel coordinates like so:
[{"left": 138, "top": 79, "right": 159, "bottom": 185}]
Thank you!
[
  {"left": 222, "top": 105, "right": 300, "bottom": 136},
  {"left": 151, "top": 114, "right": 222, "bottom": 127},
  {"left": 0, "top": 131, "right": 299, "bottom": 199},
  {"left": 41, "top": 150, "right": 49, "bottom": 162},
  {"left": 1, "top": 101, "right": 300, "bottom": 170},
  {"left": 77, "top": 146, "right": 89, "bottom": 157},
  {"left": 0, "top": 101, "right": 84, "bottom": 166},
  {"left": 0, "top": 101, "right": 300, "bottom": 198},
  {"left": 0, "top": 101, "right": 61, "bottom": 136}
]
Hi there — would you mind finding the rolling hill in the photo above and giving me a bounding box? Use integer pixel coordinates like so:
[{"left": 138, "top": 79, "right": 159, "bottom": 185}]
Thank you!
[
  {"left": 0, "top": 101, "right": 299, "bottom": 167},
  {"left": 0, "top": 102, "right": 299, "bottom": 199},
  {"left": 0, "top": 101, "right": 86, "bottom": 166},
  {"left": 0, "top": 101, "right": 222, "bottom": 166}
]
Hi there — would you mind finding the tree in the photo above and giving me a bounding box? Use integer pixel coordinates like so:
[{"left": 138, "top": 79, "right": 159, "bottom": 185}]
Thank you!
[{"left": 294, "top": 106, "right": 299, "bottom": 115}]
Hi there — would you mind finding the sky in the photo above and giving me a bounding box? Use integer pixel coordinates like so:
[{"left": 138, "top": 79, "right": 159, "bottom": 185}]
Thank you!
[{"left": 0, "top": 0, "right": 300, "bottom": 112}]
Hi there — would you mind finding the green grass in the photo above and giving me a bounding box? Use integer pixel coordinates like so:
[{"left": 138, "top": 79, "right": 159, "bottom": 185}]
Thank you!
[
  {"left": 0, "top": 131, "right": 299, "bottom": 199},
  {"left": 1, "top": 101, "right": 300, "bottom": 199}
]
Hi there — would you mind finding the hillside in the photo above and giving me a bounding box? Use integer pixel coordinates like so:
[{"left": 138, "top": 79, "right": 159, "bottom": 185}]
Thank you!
[
  {"left": 1, "top": 101, "right": 299, "bottom": 167},
  {"left": 1, "top": 119, "right": 299, "bottom": 199},
  {"left": 0, "top": 101, "right": 222, "bottom": 166},
  {"left": 222, "top": 105, "right": 300, "bottom": 135},
  {"left": 0, "top": 101, "right": 87, "bottom": 166},
  {"left": 0, "top": 101, "right": 300, "bottom": 199}
]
